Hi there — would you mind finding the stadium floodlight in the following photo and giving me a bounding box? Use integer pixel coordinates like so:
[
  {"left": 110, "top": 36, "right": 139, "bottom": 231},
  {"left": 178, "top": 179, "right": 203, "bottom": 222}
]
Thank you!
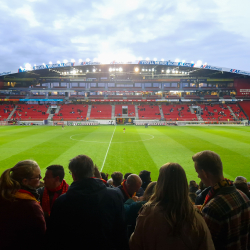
[
  {"left": 146, "top": 57, "right": 150, "bottom": 61},
  {"left": 93, "top": 68, "right": 96, "bottom": 72},
  {"left": 86, "top": 69, "right": 89, "bottom": 73},
  {"left": 79, "top": 59, "right": 82, "bottom": 63},
  {"left": 34, "top": 64, "right": 36, "bottom": 66},
  {"left": 71, "top": 59, "right": 75, "bottom": 63},
  {"left": 80, "top": 70, "right": 82, "bottom": 73},
  {"left": 99, "top": 69, "right": 101, "bottom": 71},
  {"left": 86, "top": 58, "right": 90, "bottom": 62},
  {"left": 142, "top": 69, "right": 145, "bottom": 71},
  {"left": 135, "top": 67, "right": 139, "bottom": 72},
  {"left": 149, "top": 69, "right": 151, "bottom": 71},
  {"left": 172, "top": 70, "right": 175, "bottom": 73},
  {"left": 182, "top": 71, "right": 184, "bottom": 74},
  {"left": 161, "top": 58, "right": 164, "bottom": 61},
  {"left": 176, "top": 71, "right": 178, "bottom": 74},
  {"left": 162, "top": 70, "right": 164, "bottom": 72},
  {"left": 63, "top": 60, "right": 68, "bottom": 63},
  {"left": 152, "top": 68, "right": 154, "bottom": 71},
  {"left": 109, "top": 68, "right": 112, "bottom": 72},
  {"left": 49, "top": 61, "right": 52, "bottom": 64},
  {"left": 57, "top": 61, "right": 61, "bottom": 64},
  {"left": 119, "top": 67, "right": 123, "bottom": 72},
  {"left": 153, "top": 58, "right": 157, "bottom": 61},
  {"left": 196, "top": 60, "right": 202, "bottom": 66},
  {"left": 166, "top": 69, "right": 170, "bottom": 73}
]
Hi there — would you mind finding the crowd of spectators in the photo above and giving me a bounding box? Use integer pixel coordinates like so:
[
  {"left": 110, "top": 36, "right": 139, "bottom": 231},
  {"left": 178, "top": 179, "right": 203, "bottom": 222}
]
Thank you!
[{"left": 0, "top": 151, "right": 250, "bottom": 249}]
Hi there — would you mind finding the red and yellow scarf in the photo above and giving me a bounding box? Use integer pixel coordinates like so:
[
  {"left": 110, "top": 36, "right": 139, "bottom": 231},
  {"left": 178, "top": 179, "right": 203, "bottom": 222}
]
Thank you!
[
  {"left": 120, "top": 180, "right": 136, "bottom": 199},
  {"left": 15, "top": 189, "right": 38, "bottom": 202},
  {"left": 42, "top": 179, "right": 69, "bottom": 216},
  {"left": 201, "top": 178, "right": 233, "bottom": 210}
]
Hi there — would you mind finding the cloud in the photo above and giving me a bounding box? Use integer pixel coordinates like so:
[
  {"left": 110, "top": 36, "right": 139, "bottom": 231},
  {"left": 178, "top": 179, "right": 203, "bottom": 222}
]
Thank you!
[{"left": 0, "top": 0, "right": 250, "bottom": 72}]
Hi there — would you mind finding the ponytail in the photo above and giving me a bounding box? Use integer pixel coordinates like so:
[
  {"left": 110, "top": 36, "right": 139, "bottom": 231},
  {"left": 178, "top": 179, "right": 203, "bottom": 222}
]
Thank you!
[
  {"left": 0, "top": 160, "right": 39, "bottom": 201},
  {"left": 0, "top": 168, "right": 20, "bottom": 201}
]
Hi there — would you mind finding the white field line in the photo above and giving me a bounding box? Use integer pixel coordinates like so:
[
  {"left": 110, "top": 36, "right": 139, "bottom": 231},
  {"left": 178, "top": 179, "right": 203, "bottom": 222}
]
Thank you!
[{"left": 101, "top": 126, "right": 116, "bottom": 172}]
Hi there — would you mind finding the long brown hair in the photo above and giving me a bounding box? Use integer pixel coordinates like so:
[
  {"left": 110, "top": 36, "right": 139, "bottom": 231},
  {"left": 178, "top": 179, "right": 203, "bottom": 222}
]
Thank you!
[
  {"left": 147, "top": 163, "right": 197, "bottom": 235},
  {"left": 0, "top": 160, "right": 39, "bottom": 201},
  {"left": 142, "top": 181, "right": 156, "bottom": 202}
]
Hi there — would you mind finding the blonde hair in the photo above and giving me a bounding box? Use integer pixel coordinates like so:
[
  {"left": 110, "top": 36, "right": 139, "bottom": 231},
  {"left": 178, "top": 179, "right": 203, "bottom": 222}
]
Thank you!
[
  {"left": 147, "top": 163, "right": 197, "bottom": 236},
  {"left": 0, "top": 160, "right": 39, "bottom": 201}
]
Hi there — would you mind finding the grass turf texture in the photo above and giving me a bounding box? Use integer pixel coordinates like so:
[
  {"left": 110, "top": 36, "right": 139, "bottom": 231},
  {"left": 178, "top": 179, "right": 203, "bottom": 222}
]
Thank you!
[{"left": 0, "top": 125, "right": 250, "bottom": 184}]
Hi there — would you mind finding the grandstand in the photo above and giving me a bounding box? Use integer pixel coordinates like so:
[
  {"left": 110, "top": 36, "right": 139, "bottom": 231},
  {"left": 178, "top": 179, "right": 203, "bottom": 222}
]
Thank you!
[{"left": 0, "top": 59, "right": 249, "bottom": 125}]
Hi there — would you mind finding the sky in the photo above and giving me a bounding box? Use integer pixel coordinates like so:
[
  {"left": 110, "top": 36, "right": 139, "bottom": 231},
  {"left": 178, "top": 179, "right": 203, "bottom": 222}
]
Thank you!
[{"left": 0, "top": 0, "right": 250, "bottom": 73}]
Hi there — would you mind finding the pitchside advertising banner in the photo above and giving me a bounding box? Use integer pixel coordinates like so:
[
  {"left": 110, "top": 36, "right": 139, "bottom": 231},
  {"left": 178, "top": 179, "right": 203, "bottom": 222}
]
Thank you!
[{"left": 1, "top": 60, "right": 250, "bottom": 76}]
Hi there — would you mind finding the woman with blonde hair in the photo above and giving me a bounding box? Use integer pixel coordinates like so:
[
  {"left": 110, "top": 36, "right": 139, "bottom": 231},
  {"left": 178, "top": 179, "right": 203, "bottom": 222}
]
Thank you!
[
  {"left": 0, "top": 160, "right": 46, "bottom": 249},
  {"left": 129, "top": 163, "right": 215, "bottom": 250}
]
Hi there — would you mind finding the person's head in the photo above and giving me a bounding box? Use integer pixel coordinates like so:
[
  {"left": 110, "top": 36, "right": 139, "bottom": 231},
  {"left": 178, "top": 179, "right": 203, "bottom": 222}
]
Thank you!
[
  {"left": 107, "top": 178, "right": 113, "bottom": 186},
  {"left": 234, "top": 176, "right": 247, "bottom": 184},
  {"left": 101, "top": 172, "right": 108, "bottom": 181},
  {"left": 125, "top": 174, "right": 142, "bottom": 196},
  {"left": 0, "top": 160, "right": 41, "bottom": 201},
  {"left": 189, "top": 180, "right": 197, "bottom": 187},
  {"left": 148, "top": 162, "right": 196, "bottom": 235},
  {"left": 43, "top": 165, "right": 64, "bottom": 190},
  {"left": 189, "top": 192, "right": 197, "bottom": 204},
  {"left": 124, "top": 172, "right": 132, "bottom": 180},
  {"left": 142, "top": 181, "right": 156, "bottom": 202},
  {"left": 69, "top": 155, "right": 94, "bottom": 181},
  {"left": 192, "top": 150, "right": 223, "bottom": 186},
  {"left": 111, "top": 171, "right": 123, "bottom": 187},
  {"left": 139, "top": 170, "right": 151, "bottom": 183}
]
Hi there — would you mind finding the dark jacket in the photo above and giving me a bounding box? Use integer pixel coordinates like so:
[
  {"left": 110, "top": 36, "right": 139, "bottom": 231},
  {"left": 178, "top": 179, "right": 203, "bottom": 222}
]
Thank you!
[
  {"left": 46, "top": 178, "right": 128, "bottom": 250},
  {"left": 0, "top": 196, "right": 46, "bottom": 250},
  {"left": 195, "top": 187, "right": 211, "bottom": 205}
]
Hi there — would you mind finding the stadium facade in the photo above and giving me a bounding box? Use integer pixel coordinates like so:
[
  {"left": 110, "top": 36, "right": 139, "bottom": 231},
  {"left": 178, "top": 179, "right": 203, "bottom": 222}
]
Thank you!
[{"left": 0, "top": 60, "right": 250, "bottom": 125}]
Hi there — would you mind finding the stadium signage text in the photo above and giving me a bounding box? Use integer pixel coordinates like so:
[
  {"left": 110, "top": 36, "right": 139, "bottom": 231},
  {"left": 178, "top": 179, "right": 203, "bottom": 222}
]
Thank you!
[{"left": 7, "top": 60, "right": 249, "bottom": 77}]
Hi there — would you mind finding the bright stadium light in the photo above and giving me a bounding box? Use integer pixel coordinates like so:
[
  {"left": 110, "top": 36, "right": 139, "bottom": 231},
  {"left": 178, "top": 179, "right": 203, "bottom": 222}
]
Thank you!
[
  {"left": 166, "top": 69, "right": 170, "bottom": 73},
  {"left": 119, "top": 67, "right": 123, "bottom": 72},
  {"left": 135, "top": 67, "right": 139, "bottom": 72},
  {"left": 93, "top": 68, "right": 96, "bottom": 72},
  {"left": 63, "top": 60, "right": 68, "bottom": 63},
  {"left": 109, "top": 68, "right": 112, "bottom": 72},
  {"left": 57, "top": 61, "right": 61, "bottom": 64},
  {"left": 78, "top": 59, "right": 82, "bottom": 63},
  {"left": 196, "top": 60, "right": 202, "bottom": 67},
  {"left": 49, "top": 61, "right": 52, "bottom": 64},
  {"left": 172, "top": 70, "right": 175, "bottom": 73},
  {"left": 161, "top": 58, "right": 164, "bottom": 61},
  {"left": 34, "top": 64, "right": 36, "bottom": 66}
]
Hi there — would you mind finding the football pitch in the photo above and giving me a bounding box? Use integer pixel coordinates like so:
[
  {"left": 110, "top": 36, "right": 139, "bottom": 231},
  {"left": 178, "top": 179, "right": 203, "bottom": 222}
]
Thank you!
[{"left": 1, "top": 125, "right": 250, "bottom": 183}]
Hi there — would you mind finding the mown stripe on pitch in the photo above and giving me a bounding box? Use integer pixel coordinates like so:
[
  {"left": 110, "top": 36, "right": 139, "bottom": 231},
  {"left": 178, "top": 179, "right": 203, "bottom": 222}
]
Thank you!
[{"left": 168, "top": 126, "right": 250, "bottom": 180}]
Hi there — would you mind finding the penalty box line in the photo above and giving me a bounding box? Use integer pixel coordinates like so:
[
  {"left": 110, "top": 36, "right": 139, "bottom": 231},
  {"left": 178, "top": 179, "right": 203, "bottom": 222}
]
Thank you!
[{"left": 101, "top": 126, "right": 116, "bottom": 172}]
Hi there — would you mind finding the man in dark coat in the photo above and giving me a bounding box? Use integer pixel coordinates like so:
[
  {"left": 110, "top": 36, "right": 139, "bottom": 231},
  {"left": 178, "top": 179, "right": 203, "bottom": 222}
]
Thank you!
[{"left": 46, "top": 155, "right": 128, "bottom": 250}]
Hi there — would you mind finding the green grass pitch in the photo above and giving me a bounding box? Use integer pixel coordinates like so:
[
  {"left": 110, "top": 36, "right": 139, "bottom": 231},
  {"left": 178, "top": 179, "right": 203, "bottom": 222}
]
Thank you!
[{"left": 0, "top": 125, "right": 250, "bottom": 184}]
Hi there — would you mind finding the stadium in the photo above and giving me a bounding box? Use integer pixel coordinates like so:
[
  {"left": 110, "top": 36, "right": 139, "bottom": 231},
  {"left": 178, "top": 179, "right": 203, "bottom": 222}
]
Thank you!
[
  {"left": 1, "top": 59, "right": 250, "bottom": 249},
  {"left": 1, "top": 59, "right": 250, "bottom": 182}
]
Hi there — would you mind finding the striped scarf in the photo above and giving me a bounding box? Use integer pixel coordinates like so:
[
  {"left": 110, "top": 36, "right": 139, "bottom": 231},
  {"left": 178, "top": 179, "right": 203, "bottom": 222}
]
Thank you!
[
  {"left": 201, "top": 178, "right": 233, "bottom": 210},
  {"left": 120, "top": 180, "right": 136, "bottom": 199},
  {"left": 42, "top": 179, "right": 69, "bottom": 216}
]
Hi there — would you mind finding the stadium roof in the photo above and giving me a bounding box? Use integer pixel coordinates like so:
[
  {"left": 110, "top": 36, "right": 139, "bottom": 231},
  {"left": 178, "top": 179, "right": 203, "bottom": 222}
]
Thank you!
[{"left": 1, "top": 60, "right": 250, "bottom": 82}]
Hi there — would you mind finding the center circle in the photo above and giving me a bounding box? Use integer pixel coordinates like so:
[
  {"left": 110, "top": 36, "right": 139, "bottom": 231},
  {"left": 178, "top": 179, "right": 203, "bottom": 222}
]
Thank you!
[{"left": 70, "top": 132, "right": 154, "bottom": 143}]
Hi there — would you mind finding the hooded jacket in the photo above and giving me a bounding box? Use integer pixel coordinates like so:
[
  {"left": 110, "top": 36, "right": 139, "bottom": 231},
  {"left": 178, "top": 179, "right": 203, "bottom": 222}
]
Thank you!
[{"left": 46, "top": 178, "right": 128, "bottom": 250}]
